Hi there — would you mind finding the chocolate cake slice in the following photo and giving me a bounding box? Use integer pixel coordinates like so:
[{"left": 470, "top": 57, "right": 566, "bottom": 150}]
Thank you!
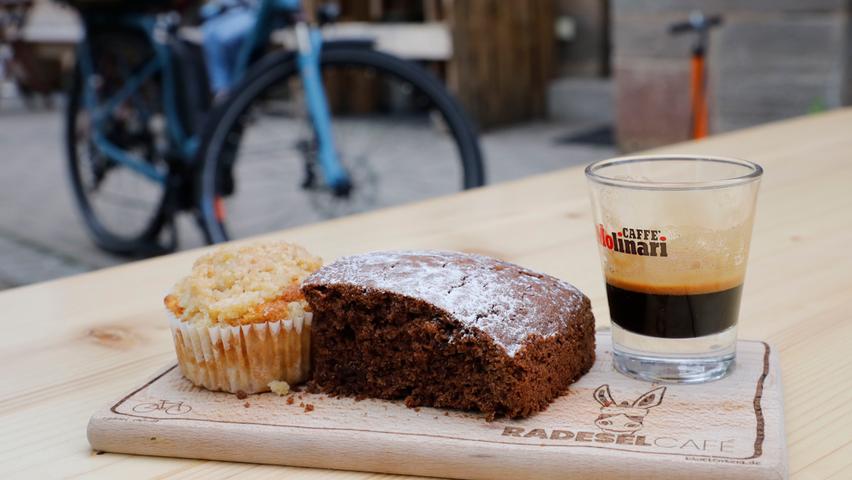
[{"left": 301, "top": 251, "right": 595, "bottom": 419}]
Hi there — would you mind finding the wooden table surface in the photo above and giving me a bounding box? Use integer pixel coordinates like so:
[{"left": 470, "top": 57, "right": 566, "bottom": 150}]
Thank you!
[{"left": 2, "top": 110, "right": 851, "bottom": 479}]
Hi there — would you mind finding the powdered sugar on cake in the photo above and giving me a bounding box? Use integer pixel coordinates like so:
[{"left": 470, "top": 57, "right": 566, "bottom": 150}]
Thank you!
[{"left": 303, "top": 251, "right": 589, "bottom": 356}]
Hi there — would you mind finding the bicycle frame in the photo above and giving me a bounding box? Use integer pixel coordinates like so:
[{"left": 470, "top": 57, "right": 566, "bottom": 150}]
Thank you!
[
  {"left": 77, "top": 0, "right": 350, "bottom": 190},
  {"left": 77, "top": 13, "right": 199, "bottom": 184}
]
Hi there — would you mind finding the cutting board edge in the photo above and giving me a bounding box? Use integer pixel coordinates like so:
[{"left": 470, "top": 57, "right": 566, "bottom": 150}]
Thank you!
[{"left": 87, "top": 410, "right": 787, "bottom": 480}]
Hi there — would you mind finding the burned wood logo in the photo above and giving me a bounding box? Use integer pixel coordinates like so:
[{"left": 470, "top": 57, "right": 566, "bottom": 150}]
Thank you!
[
  {"left": 131, "top": 399, "right": 192, "bottom": 415},
  {"left": 593, "top": 384, "right": 666, "bottom": 434}
]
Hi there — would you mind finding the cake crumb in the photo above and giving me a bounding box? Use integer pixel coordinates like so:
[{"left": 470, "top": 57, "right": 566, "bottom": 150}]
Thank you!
[
  {"left": 268, "top": 380, "right": 290, "bottom": 396},
  {"left": 414, "top": 407, "right": 421, "bottom": 412},
  {"left": 299, "top": 402, "right": 305, "bottom": 407},
  {"left": 243, "top": 402, "right": 250, "bottom": 408},
  {"left": 443, "top": 411, "right": 449, "bottom": 416},
  {"left": 235, "top": 390, "right": 248, "bottom": 400},
  {"left": 286, "top": 396, "right": 295, "bottom": 405},
  {"left": 304, "top": 403, "right": 315, "bottom": 412}
]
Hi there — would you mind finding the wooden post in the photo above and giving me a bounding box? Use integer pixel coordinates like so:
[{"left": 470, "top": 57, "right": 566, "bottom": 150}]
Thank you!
[{"left": 446, "top": 0, "right": 556, "bottom": 129}]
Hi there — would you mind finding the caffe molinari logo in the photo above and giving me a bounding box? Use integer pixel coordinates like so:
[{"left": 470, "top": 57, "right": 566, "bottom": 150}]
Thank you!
[
  {"left": 598, "top": 225, "right": 668, "bottom": 257},
  {"left": 501, "top": 384, "right": 738, "bottom": 456}
]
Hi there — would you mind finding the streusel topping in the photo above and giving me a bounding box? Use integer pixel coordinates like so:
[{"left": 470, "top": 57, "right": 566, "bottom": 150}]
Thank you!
[{"left": 167, "top": 241, "right": 322, "bottom": 326}]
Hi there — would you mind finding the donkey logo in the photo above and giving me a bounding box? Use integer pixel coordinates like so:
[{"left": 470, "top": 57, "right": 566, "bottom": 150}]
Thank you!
[{"left": 593, "top": 384, "right": 667, "bottom": 434}]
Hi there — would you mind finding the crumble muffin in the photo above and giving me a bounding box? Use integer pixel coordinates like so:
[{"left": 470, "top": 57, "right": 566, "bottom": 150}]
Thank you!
[{"left": 165, "top": 241, "right": 322, "bottom": 394}]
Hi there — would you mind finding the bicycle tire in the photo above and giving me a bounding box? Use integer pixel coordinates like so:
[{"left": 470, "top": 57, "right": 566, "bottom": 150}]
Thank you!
[
  {"left": 65, "top": 62, "right": 171, "bottom": 255},
  {"left": 164, "top": 403, "right": 192, "bottom": 415},
  {"left": 130, "top": 402, "right": 160, "bottom": 413},
  {"left": 196, "top": 47, "right": 485, "bottom": 244}
]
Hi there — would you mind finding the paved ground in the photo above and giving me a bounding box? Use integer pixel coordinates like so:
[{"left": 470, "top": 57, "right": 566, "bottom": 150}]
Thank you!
[{"left": 0, "top": 104, "right": 615, "bottom": 290}]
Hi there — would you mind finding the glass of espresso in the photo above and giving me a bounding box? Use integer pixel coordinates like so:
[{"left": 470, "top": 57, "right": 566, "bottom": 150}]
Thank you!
[{"left": 585, "top": 155, "right": 762, "bottom": 383}]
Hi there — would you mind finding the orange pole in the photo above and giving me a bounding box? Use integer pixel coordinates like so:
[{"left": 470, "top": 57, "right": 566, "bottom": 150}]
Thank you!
[{"left": 690, "top": 53, "right": 709, "bottom": 138}]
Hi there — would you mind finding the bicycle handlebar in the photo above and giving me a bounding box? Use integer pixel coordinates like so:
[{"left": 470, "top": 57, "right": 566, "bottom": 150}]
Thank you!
[{"left": 669, "top": 13, "right": 722, "bottom": 35}]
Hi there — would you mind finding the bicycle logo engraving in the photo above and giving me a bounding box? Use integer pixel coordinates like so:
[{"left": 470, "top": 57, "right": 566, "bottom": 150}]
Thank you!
[{"left": 132, "top": 399, "right": 192, "bottom": 415}]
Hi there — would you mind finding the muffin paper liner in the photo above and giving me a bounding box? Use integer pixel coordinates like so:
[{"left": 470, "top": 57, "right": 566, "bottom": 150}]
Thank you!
[{"left": 168, "top": 312, "right": 312, "bottom": 394}]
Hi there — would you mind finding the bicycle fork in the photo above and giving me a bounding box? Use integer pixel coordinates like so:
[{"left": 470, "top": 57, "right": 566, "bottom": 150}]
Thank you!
[{"left": 294, "top": 22, "right": 351, "bottom": 195}]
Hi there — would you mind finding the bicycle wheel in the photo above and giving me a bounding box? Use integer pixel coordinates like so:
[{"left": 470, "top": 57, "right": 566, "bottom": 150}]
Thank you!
[
  {"left": 164, "top": 402, "right": 192, "bottom": 415},
  {"left": 197, "top": 47, "right": 485, "bottom": 243},
  {"left": 65, "top": 30, "right": 173, "bottom": 255},
  {"left": 131, "top": 402, "right": 160, "bottom": 413}
]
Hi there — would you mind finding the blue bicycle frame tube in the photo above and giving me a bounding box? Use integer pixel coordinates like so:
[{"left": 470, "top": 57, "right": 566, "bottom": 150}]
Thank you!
[
  {"left": 296, "top": 24, "right": 349, "bottom": 189},
  {"left": 231, "top": 0, "right": 350, "bottom": 189}
]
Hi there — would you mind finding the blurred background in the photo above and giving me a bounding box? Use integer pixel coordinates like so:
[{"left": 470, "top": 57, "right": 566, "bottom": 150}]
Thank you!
[{"left": 0, "top": 0, "right": 849, "bottom": 290}]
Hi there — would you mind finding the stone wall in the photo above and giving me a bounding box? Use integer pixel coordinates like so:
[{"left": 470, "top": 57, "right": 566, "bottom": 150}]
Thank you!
[
  {"left": 612, "top": 0, "right": 852, "bottom": 151},
  {"left": 554, "top": 0, "right": 610, "bottom": 77}
]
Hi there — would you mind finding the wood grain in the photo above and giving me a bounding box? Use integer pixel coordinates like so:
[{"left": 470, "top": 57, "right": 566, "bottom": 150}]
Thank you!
[
  {"left": 1, "top": 109, "right": 852, "bottom": 478},
  {"left": 446, "top": 0, "right": 554, "bottom": 127},
  {"left": 87, "top": 335, "right": 786, "bottom": 480}
]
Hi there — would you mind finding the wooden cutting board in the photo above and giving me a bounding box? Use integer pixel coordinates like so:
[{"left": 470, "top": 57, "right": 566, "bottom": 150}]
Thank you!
[{"left": 87, "top": 333, "right": 787, "bottom": 480}]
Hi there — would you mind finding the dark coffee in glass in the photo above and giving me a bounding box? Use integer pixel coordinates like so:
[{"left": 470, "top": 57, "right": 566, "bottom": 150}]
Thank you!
[{"left": 606, "top": 282, "right": 742, "bottom": 339}]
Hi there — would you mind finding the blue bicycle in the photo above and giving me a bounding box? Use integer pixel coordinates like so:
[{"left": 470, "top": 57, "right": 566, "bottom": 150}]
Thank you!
[{"left": 64, "top": 0, "right": 484, "bottom": 254}]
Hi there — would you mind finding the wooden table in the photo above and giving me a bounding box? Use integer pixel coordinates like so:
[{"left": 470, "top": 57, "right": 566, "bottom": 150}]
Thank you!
[{"left": 2, "top": 110, "right": 851, "bottom": 479}]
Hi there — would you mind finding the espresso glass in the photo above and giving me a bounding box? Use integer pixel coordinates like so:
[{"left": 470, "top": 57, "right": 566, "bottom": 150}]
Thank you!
[{"left": 585, "top": 155, "right": 762, "bottom": 383}]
